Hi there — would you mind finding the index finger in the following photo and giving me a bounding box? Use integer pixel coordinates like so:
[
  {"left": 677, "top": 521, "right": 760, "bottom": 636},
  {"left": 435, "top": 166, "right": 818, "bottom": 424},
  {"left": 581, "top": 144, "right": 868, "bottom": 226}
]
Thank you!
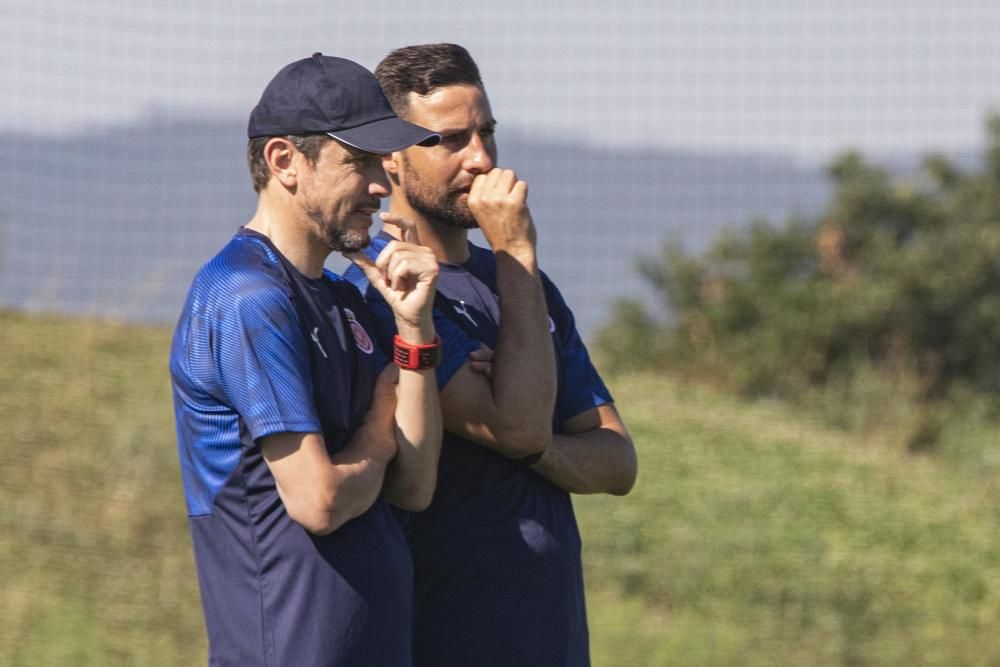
[
  {"left": 380, "top": 211, "right": 420, "bottom": 245},
  {"left": 343, "top": 251, "right": 386, "bottom": 291},
  {"left": 468, "top": 344, "right": 495, "bottom": 362},
  {"left": 469, "top": 171, "right": 488, "bottom": 202}
]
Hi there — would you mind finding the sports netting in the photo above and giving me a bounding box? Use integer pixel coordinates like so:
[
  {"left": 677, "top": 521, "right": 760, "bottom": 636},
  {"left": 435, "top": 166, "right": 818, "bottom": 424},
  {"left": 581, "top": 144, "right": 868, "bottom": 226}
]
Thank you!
[{"left": 3, "top": 2, "right": 1000, "bottom": 664}]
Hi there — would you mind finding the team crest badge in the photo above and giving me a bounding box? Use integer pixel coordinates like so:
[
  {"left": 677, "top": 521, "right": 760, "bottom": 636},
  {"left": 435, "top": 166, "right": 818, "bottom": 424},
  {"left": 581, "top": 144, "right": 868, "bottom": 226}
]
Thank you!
[{"left": 343, "top": 308, "right": 374, "bottom": 354}]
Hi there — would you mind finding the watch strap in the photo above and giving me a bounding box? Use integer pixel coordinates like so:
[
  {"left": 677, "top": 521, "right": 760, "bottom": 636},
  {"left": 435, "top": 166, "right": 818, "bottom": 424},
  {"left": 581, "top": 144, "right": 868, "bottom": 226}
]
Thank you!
[{"left": 393, "top": 335, "right": 441, "bottom": 370}]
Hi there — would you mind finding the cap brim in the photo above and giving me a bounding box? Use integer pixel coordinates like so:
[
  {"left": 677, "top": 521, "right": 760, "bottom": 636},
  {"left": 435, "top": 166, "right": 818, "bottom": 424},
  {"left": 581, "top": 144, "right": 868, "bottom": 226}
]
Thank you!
[{"left": 329, "top": 117, "right": 440, "bottom": 153}]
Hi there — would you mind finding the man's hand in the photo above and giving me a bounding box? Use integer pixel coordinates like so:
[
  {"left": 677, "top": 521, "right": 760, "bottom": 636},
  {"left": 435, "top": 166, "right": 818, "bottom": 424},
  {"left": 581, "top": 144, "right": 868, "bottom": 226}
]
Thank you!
[
  {"left": 345, "top": 212, "right": 438, "bottom": 344},
  {"left": 444, "top": 169, "right": 555, "bottom": 461},
  {"left": 468, "top": 344, "right": 494, "bottom": 379},
  {"left": 467, "top": 168, "right": 537, "bottom": 256}
]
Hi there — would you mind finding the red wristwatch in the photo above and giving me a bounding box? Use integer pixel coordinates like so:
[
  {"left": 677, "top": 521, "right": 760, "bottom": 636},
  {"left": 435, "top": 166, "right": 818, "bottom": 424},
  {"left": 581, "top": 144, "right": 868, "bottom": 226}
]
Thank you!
[{"left": 393, "top": 335, "right": 442, "bottom": 370}]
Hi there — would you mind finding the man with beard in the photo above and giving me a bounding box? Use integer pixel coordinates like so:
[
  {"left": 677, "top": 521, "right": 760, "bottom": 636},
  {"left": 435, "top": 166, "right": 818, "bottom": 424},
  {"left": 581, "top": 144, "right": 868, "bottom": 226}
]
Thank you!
[
  {"left": 346, "top": 44, "right": 638, "bottom": 666},
  {"left": 169, "top": 53, "right": 445, "bottom": 665}
]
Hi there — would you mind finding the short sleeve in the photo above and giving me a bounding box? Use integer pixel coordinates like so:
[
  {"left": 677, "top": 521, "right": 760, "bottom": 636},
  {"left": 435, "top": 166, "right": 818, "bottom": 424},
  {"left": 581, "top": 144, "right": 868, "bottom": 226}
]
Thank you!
[
  {"left": 204, "top": 280, "right": 321, "bottom": 440},
  {"left": 543, "top": 275, "right": 614, "bottom": 422}
]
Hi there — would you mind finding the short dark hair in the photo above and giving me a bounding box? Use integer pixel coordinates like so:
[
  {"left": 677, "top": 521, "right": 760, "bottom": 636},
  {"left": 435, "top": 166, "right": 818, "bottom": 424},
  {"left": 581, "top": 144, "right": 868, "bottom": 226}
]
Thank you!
[
  {"left": 375, "top": 43, "right": 482, "bottom": 117},
  {"left": 246, "top": 133, "right": 332, "bottom": 193}
]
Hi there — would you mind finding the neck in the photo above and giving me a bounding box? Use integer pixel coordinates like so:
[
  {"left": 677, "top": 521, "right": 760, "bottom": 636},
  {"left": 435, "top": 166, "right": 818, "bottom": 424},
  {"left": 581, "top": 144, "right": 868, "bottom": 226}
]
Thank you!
[
  {"left": 246, "top": 191, "right": 329, "bottom": 278},
  {"left": 387, "top": 197, "right": 470, "bottom": 264}
]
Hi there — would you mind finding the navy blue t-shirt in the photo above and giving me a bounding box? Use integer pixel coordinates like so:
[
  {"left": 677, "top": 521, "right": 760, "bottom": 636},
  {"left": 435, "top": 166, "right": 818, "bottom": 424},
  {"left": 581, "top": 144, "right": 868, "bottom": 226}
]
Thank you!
[
  {"left": 346, "top": 232, "right": 612, "bottom": 667},
  {"left": 170, "top": 228, "right": 411, "bottom": 666}
]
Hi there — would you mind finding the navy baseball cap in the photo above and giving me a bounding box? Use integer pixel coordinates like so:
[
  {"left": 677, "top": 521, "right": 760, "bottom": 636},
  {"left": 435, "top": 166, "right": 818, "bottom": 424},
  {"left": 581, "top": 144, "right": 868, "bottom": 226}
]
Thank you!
[{"left": 248, "top": 53, "right": 439, "bottom": 153}]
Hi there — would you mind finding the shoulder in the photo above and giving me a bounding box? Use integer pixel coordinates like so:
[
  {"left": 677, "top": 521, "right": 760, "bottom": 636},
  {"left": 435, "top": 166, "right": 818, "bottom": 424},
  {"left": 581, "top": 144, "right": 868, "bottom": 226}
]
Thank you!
[
  {"left": 542, "top": 275, "right": 579, "bottom": 342},
  {"left": 181, "top": 234, "right": 298, "bottom": 337},
  {"left": 193, "top": 233, "right": 288, "bottom": 299},
  {"left": 172, "top": 236, "right": 296, "bottom": 389}
]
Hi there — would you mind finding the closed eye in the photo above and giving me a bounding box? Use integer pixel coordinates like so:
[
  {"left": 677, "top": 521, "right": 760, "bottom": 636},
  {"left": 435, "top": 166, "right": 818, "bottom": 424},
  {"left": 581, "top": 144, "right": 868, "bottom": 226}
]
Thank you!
[
  {"left": 439, "top": 123, "right": 496, "bottom": 146},
  {"left": 346, "top": 153, "right": 383, "bottom": 169},
  {"left": 440, "top": 131, "right": 470, "bottom": 144}
]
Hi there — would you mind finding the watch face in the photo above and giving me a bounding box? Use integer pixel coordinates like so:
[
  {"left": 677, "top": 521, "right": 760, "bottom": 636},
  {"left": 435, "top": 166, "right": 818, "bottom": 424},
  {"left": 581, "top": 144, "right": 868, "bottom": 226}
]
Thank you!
[{"left": 418, "top": 347, "right": 440, "bottom": 369}]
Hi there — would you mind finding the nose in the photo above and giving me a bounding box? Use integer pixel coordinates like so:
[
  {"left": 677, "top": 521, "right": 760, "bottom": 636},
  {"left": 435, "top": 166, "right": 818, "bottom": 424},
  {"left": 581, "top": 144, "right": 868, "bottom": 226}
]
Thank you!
[
  {"left": 462, "top": 133, "right": 495, "bottom": 175},
  {"left": 368, "top": 163, "right": 391, "bottom": 198}
]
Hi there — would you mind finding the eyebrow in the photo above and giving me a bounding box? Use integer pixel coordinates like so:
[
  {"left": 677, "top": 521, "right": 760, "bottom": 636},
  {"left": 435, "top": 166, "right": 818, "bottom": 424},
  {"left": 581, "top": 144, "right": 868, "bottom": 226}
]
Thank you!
[{"left": 437, "top": 119, "right": 498, "bottom": 136}]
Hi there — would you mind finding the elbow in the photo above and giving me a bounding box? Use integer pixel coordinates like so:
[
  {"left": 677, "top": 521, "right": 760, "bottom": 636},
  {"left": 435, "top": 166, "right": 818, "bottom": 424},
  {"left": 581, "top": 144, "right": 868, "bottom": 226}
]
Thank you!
[
  {"left": 387, "top": 470, "right": 438, "bottom": 512},
  {"left": 496, "top": 422, "right": 552, "bottom": 460},
  {"left": 385, "top": 432, "right": 440, "bottom": 511},
  {"left": 607, "top": 473, "right": 637, "bottom": 497},
  {"left": 612, "top": 452, "right": 639, "bottom": 496},
  {"left": 393, "top": 488, "right": 434, "bottom": 512},
  {"left": 284, "top": 491, "right": 346, "bottom": 536},
  {"left": 287, "top": 506, "right": 339, "bottom": 536},
  {"left": 407, "top": 475, "right": 437, "bottom": 510}
]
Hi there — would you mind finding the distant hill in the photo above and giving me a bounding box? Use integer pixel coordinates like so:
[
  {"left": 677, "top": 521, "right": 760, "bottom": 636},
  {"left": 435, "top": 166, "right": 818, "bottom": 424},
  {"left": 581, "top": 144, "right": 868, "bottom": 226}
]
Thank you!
[{"left": 0, "top": 113, "right": 831, "bottom": 335}]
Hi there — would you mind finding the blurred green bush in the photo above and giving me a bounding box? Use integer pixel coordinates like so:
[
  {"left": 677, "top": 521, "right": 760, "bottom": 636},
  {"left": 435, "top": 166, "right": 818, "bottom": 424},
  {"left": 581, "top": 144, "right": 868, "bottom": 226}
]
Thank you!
[{"left": 596, "top": 115, "right": 1000, "bottom": 448}]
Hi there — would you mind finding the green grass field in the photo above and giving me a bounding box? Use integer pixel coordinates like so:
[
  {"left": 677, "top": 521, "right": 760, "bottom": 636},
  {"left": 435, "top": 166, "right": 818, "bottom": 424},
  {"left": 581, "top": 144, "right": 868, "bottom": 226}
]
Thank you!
[{"left": 3, "top": 310, "right": 1000, "bottom": 665}]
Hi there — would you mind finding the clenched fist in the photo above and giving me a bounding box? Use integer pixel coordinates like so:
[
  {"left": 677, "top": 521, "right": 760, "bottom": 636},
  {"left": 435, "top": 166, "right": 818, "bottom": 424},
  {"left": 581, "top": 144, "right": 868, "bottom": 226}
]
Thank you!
[{"left": 467, "top": 168, "right": 537, "bottom": 256}]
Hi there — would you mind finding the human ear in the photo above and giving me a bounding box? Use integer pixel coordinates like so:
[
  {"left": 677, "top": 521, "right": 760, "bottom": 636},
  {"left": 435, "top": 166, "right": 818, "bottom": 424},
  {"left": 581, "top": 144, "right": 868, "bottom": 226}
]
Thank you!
[
  {"left": 265, "top": 138, "right": 298, "bottom": 187},
  {"left": 382, "top": 152, "right": 403, "bottom": 186},
  {"left": 382, "top": 151, "right": 401, "bottom": 176}
]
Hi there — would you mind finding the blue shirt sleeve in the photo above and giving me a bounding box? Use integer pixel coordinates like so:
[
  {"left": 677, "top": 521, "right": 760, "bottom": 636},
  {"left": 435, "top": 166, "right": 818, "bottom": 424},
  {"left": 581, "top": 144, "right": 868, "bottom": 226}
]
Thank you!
[
  {"left": 430, "top": 305, "right": 485, "bottom": 388},
  {"left": 202, "top": 276, "right": 321, "bottom": 440},
  {"left": 543, "top": 274, "right": 614, "bottom": 424}
]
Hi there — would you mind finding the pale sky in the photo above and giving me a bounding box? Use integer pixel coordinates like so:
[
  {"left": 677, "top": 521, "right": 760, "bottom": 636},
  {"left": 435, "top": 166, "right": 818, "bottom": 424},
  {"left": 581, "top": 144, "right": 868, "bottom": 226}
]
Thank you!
[{"left": 2, "top": 0, "right": 999, "bottom": 162}]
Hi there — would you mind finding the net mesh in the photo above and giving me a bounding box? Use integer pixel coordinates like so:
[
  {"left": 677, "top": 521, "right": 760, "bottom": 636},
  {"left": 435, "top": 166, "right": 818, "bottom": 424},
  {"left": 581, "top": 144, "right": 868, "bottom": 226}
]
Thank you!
[
  {"left": 3, "top": 1, "right": 996, "bottom": 334},
  {"left": 3, "top": 2, "right": 1000, "bottom": 664}
]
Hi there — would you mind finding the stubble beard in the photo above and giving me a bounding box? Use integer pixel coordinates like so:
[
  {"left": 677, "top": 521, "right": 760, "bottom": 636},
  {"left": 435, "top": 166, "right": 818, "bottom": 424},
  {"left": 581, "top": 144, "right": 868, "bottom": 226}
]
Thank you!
[
  {"left": 402, "top": 157, "right": 478, "bottom": 230},
  {"left": 305, "top": 205, "right": 371, "bottom": 252}
]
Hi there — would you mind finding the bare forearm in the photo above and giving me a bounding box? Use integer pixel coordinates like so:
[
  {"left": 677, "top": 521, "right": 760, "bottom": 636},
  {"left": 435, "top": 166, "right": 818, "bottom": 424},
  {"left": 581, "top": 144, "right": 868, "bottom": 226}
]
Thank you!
[
  {"left": 345, "top": 229, "right": 443, "bottom": 509},
  {"left": 467, "top": 169, "right": 557, "bottom": 454},
  {"left": 321, "top": 423, "right": 396, "bottom": 531},
  {"left": 319, "top": 456, "right": 388, "bottom": 532},
  {"left": 264, "top": 427, "right": 395, "bottom": 536},
  {"left": 383, "top": 364, "right": 442, "bottom": 510},
  {"left": 530, "top": 418, "right": 637, "bottom": 496},
  {"left": 491, "top": 249, "right": 557, "bottom": 450}
]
